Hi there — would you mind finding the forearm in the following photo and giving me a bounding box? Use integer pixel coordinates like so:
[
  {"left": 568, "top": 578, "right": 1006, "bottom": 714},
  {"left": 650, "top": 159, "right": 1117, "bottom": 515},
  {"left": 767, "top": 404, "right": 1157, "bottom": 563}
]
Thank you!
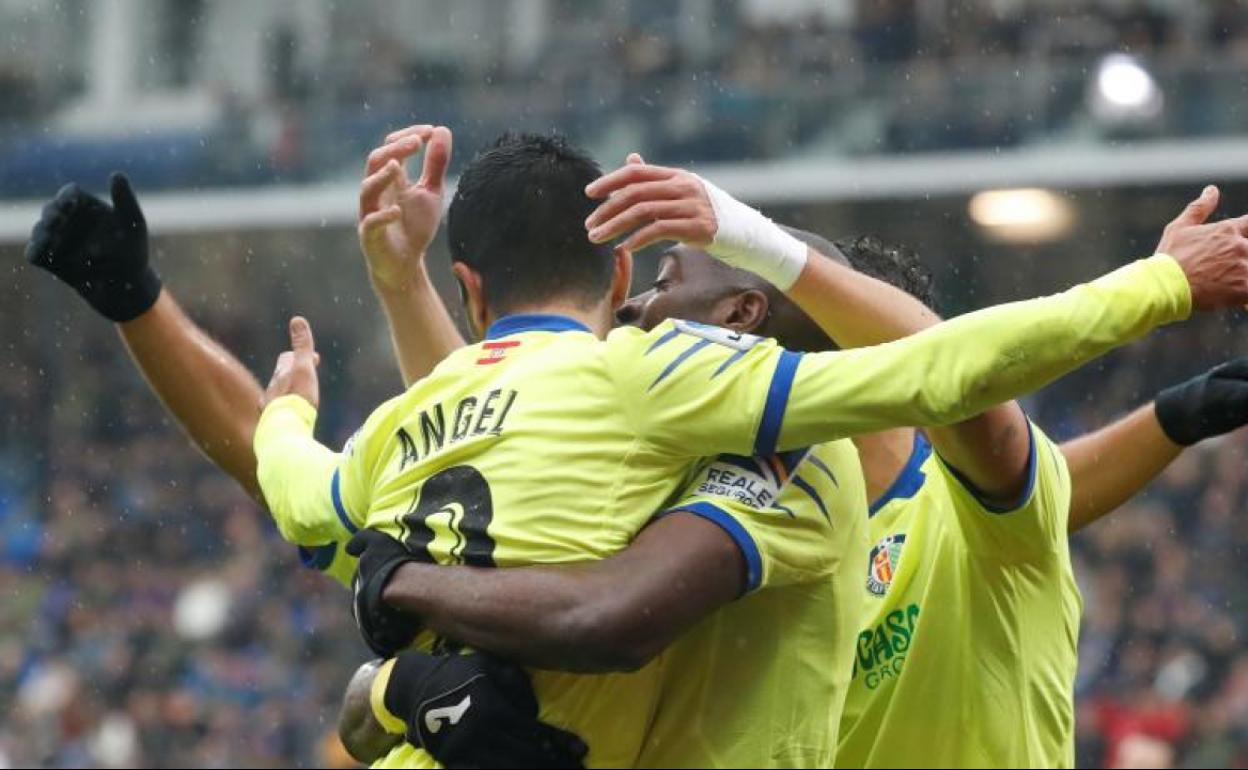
[
  {"left": 781, "top": 255, "right": 1192, "bottom": 447},
  {"left": 384, "top": 561, "right": 635, "bottom": 672},
  {"left": 383, "top": 513, "right": 744, "bottom": 673},
  {"left": 373, "top": 265, "right": 466, "bottom": 387},
  {"left": 118, "top": 290, "right": 264, "bottom": 499},
  {"left": 796, "top": 248, "right": 1032, "bottom": 500},
  {"left": 797, "top": 247, "right": 942, "bottom": 347},
  {"left": 1062, "top": 403, "right": 1182, "bottom": 533}
]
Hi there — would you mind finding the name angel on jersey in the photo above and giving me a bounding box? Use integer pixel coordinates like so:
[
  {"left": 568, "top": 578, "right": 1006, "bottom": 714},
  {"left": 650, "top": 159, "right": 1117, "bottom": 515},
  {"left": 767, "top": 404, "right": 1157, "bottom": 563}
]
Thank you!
[{"left": 397, "top": 388, "right": 519, "bottom": 471}]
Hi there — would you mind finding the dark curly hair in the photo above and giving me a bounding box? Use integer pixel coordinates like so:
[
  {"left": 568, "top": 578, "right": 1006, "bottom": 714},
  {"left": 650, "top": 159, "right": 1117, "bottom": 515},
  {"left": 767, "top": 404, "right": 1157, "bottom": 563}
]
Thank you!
[{"left": 831, "top": 234, "right": 938, "bottom": 311}]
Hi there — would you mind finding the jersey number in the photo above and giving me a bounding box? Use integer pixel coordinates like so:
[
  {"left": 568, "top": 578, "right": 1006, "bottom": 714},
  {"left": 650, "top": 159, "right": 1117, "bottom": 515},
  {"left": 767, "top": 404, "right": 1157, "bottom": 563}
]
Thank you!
[{"left": 401, "top": 466, "right": 497, "bottom": 568}]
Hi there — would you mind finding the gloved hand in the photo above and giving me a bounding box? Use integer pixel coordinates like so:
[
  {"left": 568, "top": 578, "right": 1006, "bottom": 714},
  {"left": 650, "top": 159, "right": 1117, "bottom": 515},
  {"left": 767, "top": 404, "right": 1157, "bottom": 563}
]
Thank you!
[
  {"left": 347, "top": 528, "right": 424, "bottom": 657},
  {"left": 382, "top": 651, "right": 589, "bottom": 769},
  {"left": 1155, "top": 357, "right": 1248, "bottom": 445},
  {"left": 25, "top": 173, "right": 162, "bottom": 322}
]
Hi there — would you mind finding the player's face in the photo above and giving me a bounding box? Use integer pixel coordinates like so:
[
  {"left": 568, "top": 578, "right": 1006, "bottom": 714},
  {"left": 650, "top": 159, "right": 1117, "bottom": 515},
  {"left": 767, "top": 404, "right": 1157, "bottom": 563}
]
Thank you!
[{"left": 615, "top": 246, "right": 740, "bottom": 331}]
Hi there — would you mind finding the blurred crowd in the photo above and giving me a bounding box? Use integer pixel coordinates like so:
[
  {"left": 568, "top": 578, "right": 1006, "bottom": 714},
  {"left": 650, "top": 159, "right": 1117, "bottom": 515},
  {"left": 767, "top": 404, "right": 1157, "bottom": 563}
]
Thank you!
[
  {"left": 0, "top": 224, "right": 1246, "bottom": 766},
  {"left": 0, "top": 329, "right": 358, "bottom": 767},
  {"left": 1033, "top": 319, "right": 1248, "bottom": 768},
  {"left": 6, "top": 0, "right": 1248, "bottom": 197},
  {"left": 0, "top": 234, "right": 399, "bottom": 768}
]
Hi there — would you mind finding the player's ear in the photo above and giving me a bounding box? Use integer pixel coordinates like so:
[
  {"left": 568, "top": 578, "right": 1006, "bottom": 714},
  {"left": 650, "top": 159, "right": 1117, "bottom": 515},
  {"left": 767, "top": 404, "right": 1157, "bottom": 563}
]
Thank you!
[
  {"left": 722, "top": 289, "right": 769, "bottom": 335},
  {"left": 451, "top": 262, "right": 489, "bottom": 339},
  {"left": 609, "top": 246, "right": 634, "bottom": 312}
]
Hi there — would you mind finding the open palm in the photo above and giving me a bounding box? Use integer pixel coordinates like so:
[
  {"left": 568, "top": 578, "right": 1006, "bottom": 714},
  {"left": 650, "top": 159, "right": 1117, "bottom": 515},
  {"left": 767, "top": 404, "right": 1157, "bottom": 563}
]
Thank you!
[{"left": 358, "top": 125, "right": 453, "bottom": 292}]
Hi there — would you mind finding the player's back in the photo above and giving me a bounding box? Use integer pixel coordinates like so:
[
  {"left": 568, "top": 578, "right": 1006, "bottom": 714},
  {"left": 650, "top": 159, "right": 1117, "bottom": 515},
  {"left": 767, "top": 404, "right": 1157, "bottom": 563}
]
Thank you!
[
  {"left": 345, "top": 313, "right": 858, "bottom": 767},
  {"left": 350, "top": 316, "right": 672, "bottom": 767}
]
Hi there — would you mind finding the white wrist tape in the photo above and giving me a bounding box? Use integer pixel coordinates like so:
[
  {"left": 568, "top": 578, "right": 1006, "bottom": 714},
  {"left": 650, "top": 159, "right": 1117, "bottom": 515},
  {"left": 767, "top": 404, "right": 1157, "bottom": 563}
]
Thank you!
[{"left": 698, "top": 175, "right": 808, "bottom": 290}]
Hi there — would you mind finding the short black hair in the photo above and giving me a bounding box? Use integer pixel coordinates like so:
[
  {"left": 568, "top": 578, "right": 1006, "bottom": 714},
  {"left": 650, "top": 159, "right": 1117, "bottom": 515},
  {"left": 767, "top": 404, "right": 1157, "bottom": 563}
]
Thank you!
[
  {"left": 832, "top": 234, "right": 937, "bottom": 311},
  {"left": 446, "top": 132, "right": 615, "bottom": 314}
]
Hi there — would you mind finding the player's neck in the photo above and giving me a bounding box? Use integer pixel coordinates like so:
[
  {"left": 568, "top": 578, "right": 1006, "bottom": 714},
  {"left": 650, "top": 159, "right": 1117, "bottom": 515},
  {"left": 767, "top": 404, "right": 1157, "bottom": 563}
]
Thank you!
[
  {"left": 854, "top": 427, "right": 918, "bottom": 503},
  {"left": 486, "top": 300, "right": 614, "bottom": 339}
]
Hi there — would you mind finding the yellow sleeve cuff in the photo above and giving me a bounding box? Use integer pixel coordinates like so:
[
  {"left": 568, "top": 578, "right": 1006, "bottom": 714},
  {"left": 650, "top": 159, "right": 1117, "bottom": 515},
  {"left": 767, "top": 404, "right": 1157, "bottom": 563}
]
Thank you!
[
  {"left": 255, "top": 394, "right": 318, "bottom": 449},
  {"left": 1146, "top": 253, "right": 1193, "bottom": 322},
  {"left": 369, "top": 658, "right": 408, "bottom": 735}
]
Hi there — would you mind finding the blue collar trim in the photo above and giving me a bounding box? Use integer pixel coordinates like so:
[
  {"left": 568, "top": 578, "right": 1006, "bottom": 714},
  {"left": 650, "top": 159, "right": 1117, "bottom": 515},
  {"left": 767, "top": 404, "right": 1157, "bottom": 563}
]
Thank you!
[
  {"left": 868, "top": 431, "right": 932, "bottom": 516},
  {"left": 485, "top": 314, "right": 592, "bottom": 340}
]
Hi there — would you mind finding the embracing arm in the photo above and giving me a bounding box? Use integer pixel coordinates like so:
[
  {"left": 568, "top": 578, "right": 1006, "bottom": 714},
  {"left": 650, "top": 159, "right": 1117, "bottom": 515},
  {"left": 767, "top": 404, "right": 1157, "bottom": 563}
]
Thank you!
[
  {"left": 380, "top": 512, "right": 745, "bottom": 673},
  {"left": 766, "top": 253, "right": 1192, "bottom": 449},
  {"left": 790, "top": 246, "right": 1032, "bottom": 504},
  {"left": 585, "top": 168, "right": 1247, "bottom": 497}
]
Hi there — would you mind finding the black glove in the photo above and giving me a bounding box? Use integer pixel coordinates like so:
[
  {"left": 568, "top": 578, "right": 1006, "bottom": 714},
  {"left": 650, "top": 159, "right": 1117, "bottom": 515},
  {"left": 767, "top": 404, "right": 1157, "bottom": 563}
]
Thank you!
[
  {"left": 25, "top": 173, "right": 161, "bottom": 322},
  {"left": 384, "top": 651, "right": 588, "bottom": 769},
  {"left": 346, "top": 528, "right": 424, "bottom": 657},
  {"left": 1155, "top": 357, "right": 1248, "bottom": 446}
]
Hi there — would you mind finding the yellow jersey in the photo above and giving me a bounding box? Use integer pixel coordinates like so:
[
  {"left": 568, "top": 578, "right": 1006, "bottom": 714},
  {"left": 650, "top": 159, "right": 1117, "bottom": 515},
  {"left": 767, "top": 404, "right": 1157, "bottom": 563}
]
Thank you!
[
  {"left": 639, "top": 440, "right": 869, "bottom": 768},
  {"left": 263, "top": 314, "right": 863, "bottom": 768},
  {"left": 837, "top": 425, "right": 1080, "bottom": 768},
  {"left": 256, "top": 255, "right": 1189, "bottom": 767}
]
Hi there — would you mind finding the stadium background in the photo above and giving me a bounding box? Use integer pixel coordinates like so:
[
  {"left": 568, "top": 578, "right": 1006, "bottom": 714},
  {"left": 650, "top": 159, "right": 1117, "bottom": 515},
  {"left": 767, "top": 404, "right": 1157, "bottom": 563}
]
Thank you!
[{"left": 2, "top": 0, "right": 1248, "bottom": 766}]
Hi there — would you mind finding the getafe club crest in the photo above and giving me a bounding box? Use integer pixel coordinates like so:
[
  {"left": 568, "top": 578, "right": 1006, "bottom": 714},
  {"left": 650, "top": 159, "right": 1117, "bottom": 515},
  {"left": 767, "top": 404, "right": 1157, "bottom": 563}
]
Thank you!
[{"left": 867, "top": 534, "right": 906, "bottom": 596}]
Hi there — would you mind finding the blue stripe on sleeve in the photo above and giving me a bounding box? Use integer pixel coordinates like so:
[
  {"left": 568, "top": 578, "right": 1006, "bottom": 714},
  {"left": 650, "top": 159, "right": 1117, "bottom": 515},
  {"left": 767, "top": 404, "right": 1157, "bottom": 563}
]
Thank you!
[
  {"left": 711, "top": 348, "right": 749, "bottom": 378},
  {"left": 645, "top": 327, "right": 682, "bottom": 355},
  {"left": 331, "top": 469, "right": 359, "bottom": 534},
  {"left": 806, "top": 454, "right": 839, "bottom": 487},
  {"left": 754, "top": 351, "right": 803, "bottom": 457},
  {"left": 790, "top": 475, "right": 831, "bottom": 522},
  {"left": 649, "top": 338, "right": 713, "bottom": 391},
  {"left": 298, "top": 543, "right": 338, "bottom": 571},
  {"left": 674, "top": 501, "right": 763, "bottom": 593}
]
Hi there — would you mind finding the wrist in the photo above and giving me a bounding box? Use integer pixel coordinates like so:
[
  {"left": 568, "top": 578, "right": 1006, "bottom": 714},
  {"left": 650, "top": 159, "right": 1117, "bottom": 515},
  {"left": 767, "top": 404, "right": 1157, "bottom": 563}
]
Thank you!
[
  {"left": 116, "top": 286, "right": 169, "bottom": 329},
  {"left": 698, "top": 175, "right": 808, "bottom": 290},
  {"left": 95, "top": 264, "right": 163, "bottom": 323},
  {"left": 370, "top": 260, "right": 432, "bottom": 299},
  {"left": 1153, "top": 386, "right": 1202, "bottom": 446},
  {"left": 1149, "top": 400, "right": 1187, "bottom": 449}
]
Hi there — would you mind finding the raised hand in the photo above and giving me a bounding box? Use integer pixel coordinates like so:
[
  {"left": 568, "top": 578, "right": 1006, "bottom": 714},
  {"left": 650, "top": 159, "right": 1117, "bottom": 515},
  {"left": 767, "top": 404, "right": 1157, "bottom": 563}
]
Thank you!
[
  {"left": 358, "top": 125, "right": 454, "bottom": 293},
  {"left": 584, "top": 160, "right": 716, "bottom": 253},
  {"left": 262, "top": 316, "right": 321, "bottom": 410},
  {"left": 25, "top": 173, "right": 163, "bottom": 322},
  {"left": 1156, "top": 185, "right": 1248, "bottom": 311},
  {"left": 585, "top": 155, "right": 808, "bottom": 290},
  {"left": 1155, "top": 357, "right": 1248, "bottom": 446}
]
